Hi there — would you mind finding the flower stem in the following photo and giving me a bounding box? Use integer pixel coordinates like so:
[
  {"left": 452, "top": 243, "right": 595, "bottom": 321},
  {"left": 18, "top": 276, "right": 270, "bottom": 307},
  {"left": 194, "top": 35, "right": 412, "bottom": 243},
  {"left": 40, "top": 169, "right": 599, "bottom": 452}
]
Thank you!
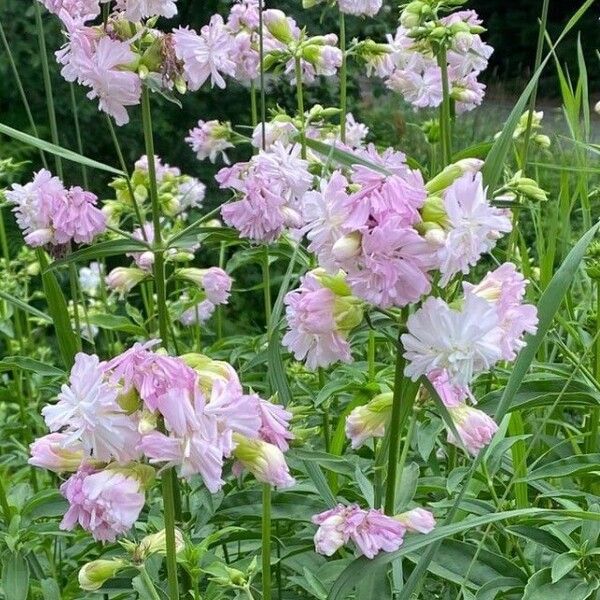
[
  {"left": 141, "top": 86, "right": 179, "bottom": 600},
  {"left": 262, "top": 483, "right": 272, "bottom": 600},
  {"left": 339, "top": 12, "right": 347, "bottom": 143},
  {"left": 33, "top": 0, "right": 62, "bottom": 178},
  {"left": 383, "top": 327, "right": 417, "bottom": 515},
  {"left": 437, "top": 44, "right": 452, "bottom": 168},
  {"left": 294, "top": 57, "right": 307, "bottom": 159},
  {"left": 586, "top": 282, "right": 600, "bottom": 453}
]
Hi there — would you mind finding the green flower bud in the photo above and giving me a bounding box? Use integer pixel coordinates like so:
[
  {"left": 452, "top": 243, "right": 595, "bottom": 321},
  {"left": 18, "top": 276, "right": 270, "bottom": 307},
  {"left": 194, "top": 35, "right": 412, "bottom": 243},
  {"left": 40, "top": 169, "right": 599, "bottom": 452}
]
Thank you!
[
  {"left": 425, "top": 159, "right": 483, "bottom": 194},
  {"left": 400, "top": 1, "right": 427, "bottom": 29},
  {"left": 263, "top": 9, "right": 294, "bottom": 44},
  {"left": 420, "top": 196, "right": 448, "bottom": 226},
  {"left": 310, "top": 268, "right": 352, "bottom": 296},
  {"left": 333, "top": 296, "right": 364, "bottom": 331},
  {"left": 135, "top": 528, "right": 185, "bottom": 560},
  {"left": 79, "top": 559, "right": 126, "bottom": 591},
  {"left": 116, "top": 387, "right": 140, "bottom": 414}
]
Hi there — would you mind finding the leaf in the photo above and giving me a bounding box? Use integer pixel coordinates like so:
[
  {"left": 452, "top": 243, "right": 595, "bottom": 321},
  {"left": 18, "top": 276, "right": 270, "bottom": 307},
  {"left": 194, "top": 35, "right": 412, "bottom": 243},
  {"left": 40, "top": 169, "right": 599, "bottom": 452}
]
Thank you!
[
  {"left": 37, "top": 250, "right": 78, "bottom": 369},
  {"left": 525, "top": 454, "right": 600, "bottom": 481},
  {"left": 302, "top": 137, "right": 390, "bottom": 175},
  {"left": 86, "top": 314, "right": 146, "bottom": 336},
  {"left": 303, "top": 460, "right": 337, "bottom": 508},
  {"left": 0, "top": 122, "right": 124, "bottom": 176},
  {"left": 21, "top": 490, "right": 68, "bottom": 520},
  {"left": 475, "top": 577, "right": 524, "bottom": 600},
  {"left": 40, "top": 578, "right": 61, "bottom": 600},
  {"left": 1, "top": 552, "right": 29, "bottom": 600},
  {"left": 0, "top": 291, "right": 52, "bottom": 323},
  {"left": 551, "top": 552, "right": 580, "bottom": 583},
  {"left": 523, "top": 568, "right": 598, "bottom": 600},
  {"left": 395, "top": 462, "right": 419, "bottom": 512},
  {"left": 46, "top": 238, "right": 149, "bottom": 271},
  {"left": 0, "top": 356, "right": 64, "bottom": 377}
]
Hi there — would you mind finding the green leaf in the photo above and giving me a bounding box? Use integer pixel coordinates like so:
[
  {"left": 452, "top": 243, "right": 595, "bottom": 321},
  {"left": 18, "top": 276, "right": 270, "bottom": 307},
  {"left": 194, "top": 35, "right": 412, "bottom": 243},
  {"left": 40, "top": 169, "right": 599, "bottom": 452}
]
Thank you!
[
  {"left": 21, "top": 490, "right": 68, "bottom": 520},
  {"left": 37, "top": 250, "right": 78, "bottom": 369},
  {"left": 523, "top": 568, "right": 598, "bottom": 600},
  {"left": 45, "top": 238, "right": 149, "bottom": 271},
  {"left": 0, "top": 122, "right": 124, "bottom": 176},
  {"left": 303, "top": 460, "right": 337, "bottom": 508},
  {"left": 1, "top": 552, "right": 29, "bottom": 600},
  {"left": 86, "top": 314, "right": 146, "bottom": 336},
  {"left": 525, "top": 454, "right": 600, "bottom": 481},
  {"left": 551, "top": 552, "right": 580, "bottom": 583},
  {"left": 0, "top": 291, "right": 52, "bottom": 323},
  {"left": 0, "top": 356, "right": 64, "bottom": 377},
  {"left": 40, "top": 578, "right": 61, "bottom": 600},
  {"left": 475, "top": 577, "right": 524, "bottom": 600}
]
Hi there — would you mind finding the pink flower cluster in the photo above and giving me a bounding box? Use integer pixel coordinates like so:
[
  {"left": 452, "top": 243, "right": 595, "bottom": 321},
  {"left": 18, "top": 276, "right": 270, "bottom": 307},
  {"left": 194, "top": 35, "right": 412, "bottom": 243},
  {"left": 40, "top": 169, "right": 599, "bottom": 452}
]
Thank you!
[
  {"left": 30, "top": 344, "right": 294, "bottom": 541},
  {"left": 312, "top": 504, "right": 434, "bottom": 559},
  {"left": 368, "top": 11, "right": 492, "bottom": 113},
  {"left": 6, "top": 169, "right": 106, "bottom": 247},
  {"left": 402, "top": 263, "right": 538, "bottom": 453},
  {"left": 218, "top": 142, "right": 312, "bottom": 242},
  {"left": 283, "top": 270, "right": 363, "bottom": 369},
  {"left": 303, "top": 147, "right": 435, "bottom": 308}
]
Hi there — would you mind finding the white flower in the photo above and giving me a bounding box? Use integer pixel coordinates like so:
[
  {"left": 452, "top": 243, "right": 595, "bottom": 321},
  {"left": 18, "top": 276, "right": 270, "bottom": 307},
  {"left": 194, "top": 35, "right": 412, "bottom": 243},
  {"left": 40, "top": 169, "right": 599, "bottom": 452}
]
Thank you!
[
  {"left": 42, "top": 353, "right": 140, "bottom": 462},
  {"left": 401, "top": 295, "right": 502, "bottom": 386}
]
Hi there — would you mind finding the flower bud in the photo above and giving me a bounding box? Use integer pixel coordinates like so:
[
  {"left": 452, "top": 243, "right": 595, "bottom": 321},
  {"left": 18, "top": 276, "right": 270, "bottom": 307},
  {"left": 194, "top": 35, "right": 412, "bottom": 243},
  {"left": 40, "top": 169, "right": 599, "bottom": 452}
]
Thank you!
[
  {"left": 116, "top": 387, "right": 141, "bottom": 414},
  {"left": 263, "top": 9, "right": 294, "bottom": 44},
  {"left": 533, "top": 133, "right": 551, "bottom": 148},
  {"left": 345, "top": 392, "right": 393, "bottom": 449},
  {"left": 29, "top": 433, "right": 84, "bottom": 473},
  {"left": 420, "top": 196, "right": 448, "bottom": 226},
  {"left": 135, "top": 528, "right": 185, "bottom": 560},
  {"left": 138, "top": 409, "right": 158, "bottom": 435},
  {"left": 106, "top": 267, "right": 147, "bottom": 297},
  {"left": 395, "top": 507, "right": 435, "bottom": 533},
  {"left": 333, "top": 296, "right": 364, "bottom": 331},
  {"left": 400, "top": 1, "right": 427, "bottom": 29},
  {"left": 79, "top": 559, "right": 126, "bottom": 591},
  {"left": 332, "top": 232, "right": 362, "bottom": 261},
  {"left": 233, "top": 434, "right": 295, "bottom": 489},
  {"left": 426, "top": 159, "right": 484, "bottom": 194},
  {"left": 585, "top": 241, "right": 600, "bottom": 281},
  {"left": 310, "top": 268, "right": 352, "bottom": 296}
]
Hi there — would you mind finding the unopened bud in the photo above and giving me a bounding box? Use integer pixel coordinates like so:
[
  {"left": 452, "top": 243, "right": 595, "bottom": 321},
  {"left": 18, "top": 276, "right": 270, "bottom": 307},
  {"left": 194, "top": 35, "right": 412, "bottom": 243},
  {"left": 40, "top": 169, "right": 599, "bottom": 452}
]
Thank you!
[
  {"left": 332, "top": 232, "right": 362, "bottom": 261},
  {"left": 425, "top": 159, "right": 483, "bottom": 194},
  {"left": 79, "top": 559, "right": 126, "bottom": 591},
  {"left": 263, "top": 9, "right": 294, "bottom": 44}
]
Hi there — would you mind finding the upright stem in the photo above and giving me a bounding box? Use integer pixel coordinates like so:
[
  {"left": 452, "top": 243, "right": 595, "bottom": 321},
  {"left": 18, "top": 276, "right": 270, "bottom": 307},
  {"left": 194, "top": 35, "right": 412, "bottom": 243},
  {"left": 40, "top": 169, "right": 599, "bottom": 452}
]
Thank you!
[
  {"left": 141, "top": 86, "right": 179, "bottom": 600},
  {"left": 384, "top": 327, "right": 417, "bottom": 515},
  {"left": 33, "top": 1, "right": 62, "bottom": 178},
  {"left": 68, "top": 263, "right": 83, "bottom": 352},
  {"left": 294, "top": 57, "right": 307, "bottom": 159},
  {"left": 437, "top": 45, "right": 452, "bottom": 168},
  {"left": 339, "top": 12, "right": 347, "bottom": 143},
  {"left": 69, "top": 84, "right": 88, "bottom": 188},
  {"left": 262, "top": 483, "right": 272, "bottom": 600},
  {"left": 587, "top": 282, "right": 600, "bottom": 453}
]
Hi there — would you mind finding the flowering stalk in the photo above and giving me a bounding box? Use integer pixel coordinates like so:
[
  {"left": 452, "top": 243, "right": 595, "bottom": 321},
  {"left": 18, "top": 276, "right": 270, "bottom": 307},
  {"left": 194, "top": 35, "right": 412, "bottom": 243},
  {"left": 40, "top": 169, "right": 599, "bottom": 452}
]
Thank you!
[
  {"left": 140, "top": 86, "right": 180, "bottom": 600},
  {"left": 262, "top": 482, "right": 272, "bottom": 600},
  {"left": 339, "top": 12, "right": 347, "bottom": 143},
  {"left": 294, "top": 57, "right": 307, "bottom": 159},
  {"left": 383, "top": 327, "right": 418, "bottom": 515},
  {"left": 437, "top": 44, "right": 453, "bottom": 167}
]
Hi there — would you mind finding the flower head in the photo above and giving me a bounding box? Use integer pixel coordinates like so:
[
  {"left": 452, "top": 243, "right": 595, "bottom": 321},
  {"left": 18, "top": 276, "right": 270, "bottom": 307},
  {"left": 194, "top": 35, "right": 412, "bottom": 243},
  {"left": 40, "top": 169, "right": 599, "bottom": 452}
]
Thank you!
[
  {"left": 446, "top": 403, "right": 498, "bottom": 455},
  {"left": 345, "top": 392, "right": 393, "bottom": 449},
  {"left": 29, "top": 433, "right": 84, "bottom": 473}
]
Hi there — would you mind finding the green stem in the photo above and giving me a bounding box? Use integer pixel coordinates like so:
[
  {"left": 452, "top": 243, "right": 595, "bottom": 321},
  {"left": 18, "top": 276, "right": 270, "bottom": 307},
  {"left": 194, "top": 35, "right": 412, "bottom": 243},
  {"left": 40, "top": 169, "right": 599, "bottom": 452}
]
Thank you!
[
  {"left": 33, "top": 1, "right": 62, "bottom": 178},
  {"left": 437, "top": 45, "right": 452, "bottom": 167},
  {"left": 383, "top": 327, "right": 416, "bottom": 515},
  {"left": 0, "top": 473, "right": 11, "bottom": 524},
  {"left": 0, "top": 20, "right": 47, "bottom": 168},
  {"left": 258, "top": 0, "right": 266, "bottom": 149},
  {"left": 141, "top": 86, "right": 179, "bottom": 600},
  {"left": 69, "top": 84, "right": 88, "bottom": 188},
  {"left": 68, "top": 262, "right": 83, "bottom": 351},
  {"left": 519, "top": 0, "right": 550, "bottom": 173},
  {"left": 262, "top": 247, "right": 272, "bottom": 326},
  {"left": 294, "top": 57, "right": 307, "bottom": 159},
  {"left": 367, "top": 330, "right": 376, "bottom": 381},
  {"left": 262, "top": 483, "right": 272, "bottom": 600},
  {"left": 339, "top": 12, "right": 347, "bottom": 143},
  {"left": 587, "top": 282, "right": 600, "bottom": 453}
]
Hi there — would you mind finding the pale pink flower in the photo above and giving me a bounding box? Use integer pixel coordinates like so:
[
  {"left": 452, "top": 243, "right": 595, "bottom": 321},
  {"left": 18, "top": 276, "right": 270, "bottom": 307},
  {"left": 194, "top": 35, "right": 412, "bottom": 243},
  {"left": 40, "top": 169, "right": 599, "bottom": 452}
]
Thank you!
[
  {"left": 233, "top": 435, "right": 295, "bottom": 489},
  {"left": 346, "top": 219, "right": 433, "bottom": 309},
  {"left": 173, "top": 16, "right": 236, "bottom": 90},
  {"left": 129, "top": 223, "right": 155, "bottom": 271},
  {"left": 134, "top": 155, "right": 181, "bottom": 181},
  {"left": 464, "top": 263, "right": 538, "bottom": 360},
  {"left": 78, "top": 36, "right": 142, "bottom": 126},
  {"left": 177, "top": 177, "right": 206, "bottom": 212},
  {"left": 231, "top": 30, "right": 260, "bottom": 81},
  {"left": 302, "top": 171, "right": 352, "bottom": 271},
  {"left": 402, "top": 295, "right": 502, "bottom": 386},
  {"left": 282, "top": 273, "right": 352, "bottom": 370},
  {"left": 114, "top": 0, "right": 178, "bottom": 22},
  {"left": 452, "top": 72, "right": 486, "bottom": 114},
  {"left": 179, "top": 300, "right": 215, "bottom": 326},
  {"left": 140, "top": 430, "right": 225, "bottom": 492},
  {"left": 395, "top": 508, "right": 435, "bottom": 534},
  {"left": 5, "top": 169, "right": 64, "bottom": 247},
  {"left": 345, "top": 393, "right": 392, "bottom": 449},
  {"left": 387, "top": 66, "right": 443, "bottom": 108},
  {"left": 39, "top": 0, "right": 100, "bottom": 23},
  {"left": 29, "top": 433, "right": 84, "bottom": 473},
  {"left": 310, "top": 44, "right": 343, "bottom": 77},
  {"left": 226, "top": 0, "right": 259, "bottom": 31},
  {"left": 53, "top": 186, "right": 106, "bottom": 244},
  {"left": 427, "top": 368, "right": 470, "bottom": 408},
  {"left": 344, "top": 113, "right": 369, "bottom": 149},
  {"left": 199, "top": 267, "right": 233, "bottom": 305},
  {"left": 435, "top": 173, "right": 512, "bottom": 286},
  {"left": 312, "top": 504, "right": 364, "bottom": 556},
  {"left": 447, "top": 403, "right": 498, "bottom": 455},
  {"left": 251, "top": 121, "right": 298, "bottom": 151},
  {"left": 312, "top": 504, "right": 406, "bottom": 559},
  {"left": 352, "top": 509, "right": 406, "bottom": 558},
  {"left": 186, "top": 120, "right": 234, "bottom": 164},
  {"left": 338, "top": 0, "right": 382, "bottom": 17},
  {"left": 258, "top": 399, "right": 294, "bottom": 451},
  {"left": 42, "top": 353, "right": 140, "bottom": 463},
  {"left": 60, "top": 466, "right": 145, "bottom": 541}
]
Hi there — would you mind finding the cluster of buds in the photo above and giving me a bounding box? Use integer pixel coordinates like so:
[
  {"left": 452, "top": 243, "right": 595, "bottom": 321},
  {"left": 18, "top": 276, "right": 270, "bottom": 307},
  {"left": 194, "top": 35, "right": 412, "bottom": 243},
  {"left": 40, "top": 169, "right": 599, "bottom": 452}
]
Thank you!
[
  {"left": 495, "top": 170, "right": 548, "bottom": 204},
  {"left": 499, "top": 110, "right": 551, "bottom": 149}
]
